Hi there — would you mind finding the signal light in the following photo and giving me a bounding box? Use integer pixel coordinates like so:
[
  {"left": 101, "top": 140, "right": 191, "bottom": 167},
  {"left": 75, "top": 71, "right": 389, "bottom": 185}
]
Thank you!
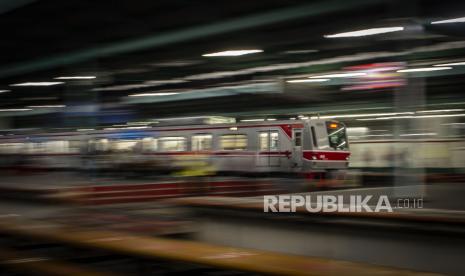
[{"left": 329, "top": 123, "right": 338, "bottom": 129}]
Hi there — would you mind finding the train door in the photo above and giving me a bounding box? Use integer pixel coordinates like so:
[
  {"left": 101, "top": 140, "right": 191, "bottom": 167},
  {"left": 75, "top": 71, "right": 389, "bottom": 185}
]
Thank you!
[
  {"left": 292, "top": 129, "right": 303, "bottom": 168},
  {"left": 257, "top": 130, "right": 280, "bottom": 167}
]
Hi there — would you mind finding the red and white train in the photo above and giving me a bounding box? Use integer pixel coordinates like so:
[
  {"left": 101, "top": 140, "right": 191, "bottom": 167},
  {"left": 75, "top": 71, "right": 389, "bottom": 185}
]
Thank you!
[{"left": 0, "top": 118, "right": 350, "bottom": 176}]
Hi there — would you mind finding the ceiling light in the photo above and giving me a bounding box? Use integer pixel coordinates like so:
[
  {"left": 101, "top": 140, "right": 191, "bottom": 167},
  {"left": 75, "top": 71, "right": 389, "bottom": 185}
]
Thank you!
[
  {"left": 397, "top": 67, "right": 452, "bottom": 73},
  {"left": 127, "top": 121, "right": 151, "bottom": 125},
  {"left": 54, "top": 76, "right": 96, "bottom": 80},
  {"left": 129, "top": 92, "right": 179, "bottom": 97},
  {"left": 27, "top": 105, "right": 66, "bottom": 108},
  {"left": 434, "top": 61, "right": 465, "bottom": 67},
  {"left": 77, "top": 128, "right": 95, "bottom": 132},
  {"left": 415, "top": 113, "right": 465, "bottom": 119},
  {"left": 416, "top": 109, "right": 464, "bottom": 113},
  {"left": 322, "top": 112, "right": 413, "bottom": 118},
  {"left": 10, "top": 82, "right": 64, "bottom": 87},
  {"left": 431, "top": 17, "right": 465, "bottom": 25},
  {"left": 0, "top": 90, "right": 10, "bottom": 93},
  {"left": 287, "top": 79, "right": 329, "bottom": 83},
  {"left": 240, "top": 119, "right": 265, "bottom": 122},
  {"left": 357, "top": 113, "right": 465, "bottom": 121},
  {"left": 346, "top": 127, "right": 369, "bottom": 132},
  {"left": 92, "top": 80, "right": 187, "bottom": 91},
  {"left": 324, "top": 27, "right": 404, "bottom": 38},
  {"left": 400, "top": 133, "right": 437, "bottom": 136},
  {"left": 202, "top": 50, "right": 263, "bottom": 57},
  {"left": 357, "top": 116, "right": 414, "bottom": 121},
  {"left": 126, "top": 126, "right": 149, "bottom": 129},
  {"left": 0, "top": 108, "right": 32, "bottom": 112},
  {"left": 283, "top": 49, "right": 318, "bottom": 54},
  {"left": 309, "top": 73, "right": 366, "bottom": 78}
]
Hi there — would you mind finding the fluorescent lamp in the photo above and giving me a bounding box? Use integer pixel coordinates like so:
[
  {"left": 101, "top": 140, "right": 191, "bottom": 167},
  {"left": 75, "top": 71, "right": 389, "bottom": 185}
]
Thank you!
[
  {"left": 347, "top": 127, "right": 369, "bottom": 132},
  {"left": 126, "top": 126, "right": 149, "bottom": 129},
  {"left": 400, "top": 133, "right": 437, "bottom": 136},
  {"left": 266, "top": 118, "right": 277, "bottom": 121},
  {"left": 27, "top": 105, "right": 66, "bottom": 108},
  {"left": 0, "top": 108, "right": 32, "bottom": 112},
  {"left": 10, "top": 82, "right": 64, "bottom": 87},
  {"left": 431, "top": 17, "right": 465, "bottom": 25},
  {"left": 287, "top": 79, "right": 329, "bottom": 83},
  {"left": 324, "top": 27, "right": 404, "bottom": 38},
  {"left": 356, "top": 134, "right": 393, "bottom": 138},
  {"left": 0, "top": 90, "right": 10, "bottom": 93},
  {"left": 416, "top": 113, "right": 465, "bottom": 119},
  {"left": 397, "top": 67, "right": 452, "bottom": 73},
  {"left": 127, "top": 121, "right": 151, "bottom": 125},
  {"left": 309, "top": 73, "right": 366, "bottom": 78},
  {"left": 55, "top": 76, "right": 96, "bottom": 80},
  {"left": 357, "top": 116, "right": 414, "bottom": 121},
  {"left": 202, "top": 50, "right": 263, "bottom": 57},
  {"left": 129, "top": 92, "right": 179, "bottom": 97},
  {"left": 77, "top": 128, "right": 95, "bottom": 132},
  {"left": 416, "top": 109, "right": 464, "bottom": 113},
  {"left": 240, "top": 119, "right": 265, "bottom": 122},
  {"left": 434, "top": 61, "right": 465, "bottom": 67},
  {"left": 319, "top": 112, "right": 414, "bottom": 119},
  {"left": 358, "top": 113, "right": 465, "bottom": 121},
  {"left": 283, "top": 49, "right": 318, "bottom": 54}
]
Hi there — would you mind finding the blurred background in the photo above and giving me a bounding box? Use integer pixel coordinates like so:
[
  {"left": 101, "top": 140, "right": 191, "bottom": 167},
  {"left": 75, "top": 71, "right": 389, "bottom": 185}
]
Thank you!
[{"left": 0, "top": 0, "right": 465, "bottom": 275}]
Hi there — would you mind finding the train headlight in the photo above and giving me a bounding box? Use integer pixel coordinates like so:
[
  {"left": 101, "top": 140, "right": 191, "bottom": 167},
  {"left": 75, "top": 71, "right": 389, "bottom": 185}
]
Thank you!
[
  {"left": 312, "top": 156, "right": 317, "bottom": 160},
  {"left": 346, "top": 156, "right": 350, "bottom": 160}
]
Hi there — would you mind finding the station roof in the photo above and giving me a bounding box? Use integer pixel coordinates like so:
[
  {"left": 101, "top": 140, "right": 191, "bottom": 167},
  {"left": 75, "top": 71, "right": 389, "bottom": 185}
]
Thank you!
[{"left": 1, "top": 0, "right": 465, "bottom": 127}]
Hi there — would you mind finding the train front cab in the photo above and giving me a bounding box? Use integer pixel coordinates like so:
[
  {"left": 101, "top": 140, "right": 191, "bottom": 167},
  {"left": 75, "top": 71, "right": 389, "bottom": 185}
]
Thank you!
[{"left": 300, "top": 119, "right": 350, "bottom": 186}]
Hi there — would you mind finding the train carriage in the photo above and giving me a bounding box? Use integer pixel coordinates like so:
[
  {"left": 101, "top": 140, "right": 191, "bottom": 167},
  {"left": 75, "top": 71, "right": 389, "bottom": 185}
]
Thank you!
[{"left": 0, "top": 118, "right": 350, "bottom": 177}]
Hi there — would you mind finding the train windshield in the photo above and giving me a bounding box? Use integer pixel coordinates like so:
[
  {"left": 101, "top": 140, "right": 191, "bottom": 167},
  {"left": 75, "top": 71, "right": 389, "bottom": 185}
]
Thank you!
[{"left": 326, "top": 122, "right": 348, "bottom": 150}]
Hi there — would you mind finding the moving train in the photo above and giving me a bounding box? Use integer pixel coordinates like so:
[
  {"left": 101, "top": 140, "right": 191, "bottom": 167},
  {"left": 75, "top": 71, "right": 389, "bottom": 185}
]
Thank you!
[{"left": 0, "top": 118, "right": 350, "bottom": 177}]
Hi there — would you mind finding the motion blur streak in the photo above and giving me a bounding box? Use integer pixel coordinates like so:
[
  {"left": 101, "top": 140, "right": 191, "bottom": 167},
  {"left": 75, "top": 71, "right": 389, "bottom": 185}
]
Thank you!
[{"left": 1, "top": 1, "right": 465, "bottom": 275}]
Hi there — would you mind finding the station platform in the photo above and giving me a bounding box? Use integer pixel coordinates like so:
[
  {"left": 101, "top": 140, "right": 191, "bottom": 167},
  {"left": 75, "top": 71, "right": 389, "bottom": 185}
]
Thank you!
[
  {"left": 166, "top": 187, "right": 465, "bottom": 275},
  {"left": 0, "top": 172, "right": 463, "bottom": 274},
  {"left": 0, "top": 217, "right": 437, "bottom": 276},
  {"left": 0, "top": 172, "right": 285, "bottom": 205}
]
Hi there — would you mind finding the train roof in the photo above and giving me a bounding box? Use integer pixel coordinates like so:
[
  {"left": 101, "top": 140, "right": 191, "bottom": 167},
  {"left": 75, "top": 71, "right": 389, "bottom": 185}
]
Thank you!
[{"left": 0, "top": 118, "right": 336, "bottom": 141}]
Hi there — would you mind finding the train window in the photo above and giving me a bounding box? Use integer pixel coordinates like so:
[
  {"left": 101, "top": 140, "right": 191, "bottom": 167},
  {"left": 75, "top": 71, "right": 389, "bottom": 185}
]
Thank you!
[
  {"left": 45, "top": 140, "right": 69, "bottom": 153},
  {"left": 0, "top": 143, "right": 24, "bottom": 154},
  {"left": 294, "top": 131, "right": 302, "bottom": 147},
  {"left": 142, "top": 137, "right": 158, "bottom": 152},
  {"left": 220, "top": 134, "right": 247, "bottom": 150},
  {"left": 69, "top": 141, "right": 82, "bottom": 153},
  {"left": 326, "top": 122, "right": 348, "bottom": 150},
  {"left": 159, "top": 137, "right": 186, "bottom": 151},
  {"left": 259, "top": 131, "right": 279, "bottom": 151},
  {"left": 270, "top": 131, "right": 279, "bottom": 151},
  {"left": 110, "top": 140, "right": 138, "bottom": 152},
  {"left": 259, "top": 133, "right": 269, "bottom": 151},
  {"left": 95, "top": 139, "right": 110, "bottom": 152},
  {"left": 192, "top": 134, "right": 212, "bottom": 151},
  {"left": 311, "top": 126, "right": 318, "bottom": 148}
]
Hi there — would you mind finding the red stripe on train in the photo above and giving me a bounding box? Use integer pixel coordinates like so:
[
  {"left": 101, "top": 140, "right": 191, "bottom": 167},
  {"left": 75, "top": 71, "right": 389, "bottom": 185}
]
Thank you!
[
  {"left": 302, "top": 151, "right": 350, "bottom": 161},
  {"left": 143, "top": 151, "right": 290, "bottom": 156}
]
